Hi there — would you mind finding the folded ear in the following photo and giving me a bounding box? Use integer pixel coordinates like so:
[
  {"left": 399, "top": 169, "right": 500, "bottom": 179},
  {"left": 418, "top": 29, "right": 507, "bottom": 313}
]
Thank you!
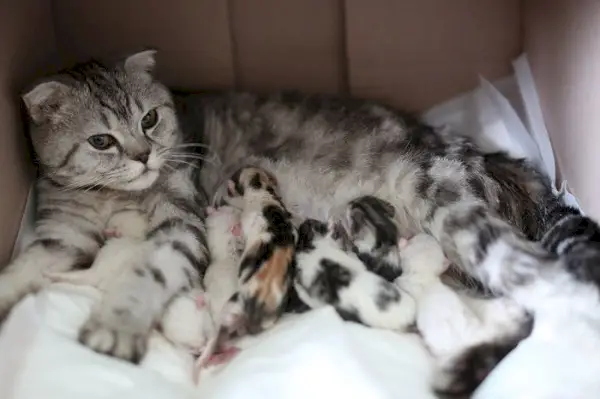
[
  {"left": 22, "top": 80, "right": 71, "bottom": 124},
  {"left": 124, "top": 49, "right": 157, "bottom": 77}
]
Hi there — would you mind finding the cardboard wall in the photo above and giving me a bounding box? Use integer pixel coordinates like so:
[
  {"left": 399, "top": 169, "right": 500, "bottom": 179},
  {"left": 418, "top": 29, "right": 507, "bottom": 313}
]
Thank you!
[
  {"left": 52, "top": 0, "right": 522, "bottom": 111},
  {"left": 0, "top": 0, "right": 58, "bottom": 265},
  {"left": 525, "top": 0, "right": 600, "bottom": 219}
]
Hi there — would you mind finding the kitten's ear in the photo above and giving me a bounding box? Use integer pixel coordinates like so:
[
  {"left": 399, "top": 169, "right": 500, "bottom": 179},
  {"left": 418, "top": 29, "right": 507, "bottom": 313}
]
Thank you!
[
  {"left": 22, "top": 80, "right": 70, "bottom": 124},
  {"left": 328, "top": 219, "right": 354, "bottom": 252},
  {"left": 124, "top": 49, "right": 157, "bottom": 76}
]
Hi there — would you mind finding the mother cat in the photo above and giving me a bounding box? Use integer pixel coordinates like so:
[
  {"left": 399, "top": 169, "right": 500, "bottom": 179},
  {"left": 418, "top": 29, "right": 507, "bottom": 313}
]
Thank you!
[{"left": 1, "top": 50, "right": 594, "bottom": 362}]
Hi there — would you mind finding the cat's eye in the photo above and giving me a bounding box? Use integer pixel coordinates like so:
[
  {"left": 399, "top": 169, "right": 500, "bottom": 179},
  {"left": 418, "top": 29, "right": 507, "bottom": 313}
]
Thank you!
[
  {"left": 88, "top": 134, "right": 117, "bottom": 150},
  {"left": 141, "top": 108, "right": 159, "bottom": 131}
]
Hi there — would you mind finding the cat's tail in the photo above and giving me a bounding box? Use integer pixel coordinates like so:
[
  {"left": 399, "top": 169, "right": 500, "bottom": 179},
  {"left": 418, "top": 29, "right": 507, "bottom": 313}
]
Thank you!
[{"left": 432, "top": 318, "right": 532, "bottom": 398}]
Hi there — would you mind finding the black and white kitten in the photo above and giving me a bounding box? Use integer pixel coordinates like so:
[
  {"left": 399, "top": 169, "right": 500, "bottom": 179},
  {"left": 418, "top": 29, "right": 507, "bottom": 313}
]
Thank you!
[{"left": 295, "top": 218, "right": 416, "bottom": 330}]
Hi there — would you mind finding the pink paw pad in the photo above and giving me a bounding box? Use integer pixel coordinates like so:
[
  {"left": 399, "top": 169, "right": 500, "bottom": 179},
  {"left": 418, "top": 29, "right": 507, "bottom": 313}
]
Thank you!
[
  {"left": 195, "top": 295, "right": 206, "bottom": 309},
  {"left": 103, "top": 229, "right": 122, "bottom": 238},
  {"left": 205, "top": 347, "right": 240, "bottom": 367},
  {"left": 230, "top": 223, "right": 242, "bottom": 237}
]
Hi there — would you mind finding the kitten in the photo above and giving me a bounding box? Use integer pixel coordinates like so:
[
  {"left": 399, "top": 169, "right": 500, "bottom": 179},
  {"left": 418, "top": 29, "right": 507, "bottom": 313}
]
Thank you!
[
  {"left": 44, "top": 209, "right": 216, "bottom": 357},
  {"left": 223, "top": 166, "right": 297, "bottom": 335},
  {"left": 7, "top": 50, "right": 593, "bottom": 364},
  {"left": 393, "top": 234, "right": 530, "bottom": 397},
  {"left": 203, "top": 205, "right": 244, "bottom": 318},
  {"left": 44, "top": 208, "right": 148, "bottom": 286},
  {"left": 341, "top": 195, "right": 404, "bottom": 282},
  {"left": 295, "top": 218, "right": 416, "bottom": 330}
]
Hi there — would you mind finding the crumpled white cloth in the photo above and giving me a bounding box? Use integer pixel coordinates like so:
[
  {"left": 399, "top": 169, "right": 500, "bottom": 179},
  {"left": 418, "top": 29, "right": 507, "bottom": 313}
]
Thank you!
[{"left": 0, "top": 283, "right": 435, "bottom": 399}]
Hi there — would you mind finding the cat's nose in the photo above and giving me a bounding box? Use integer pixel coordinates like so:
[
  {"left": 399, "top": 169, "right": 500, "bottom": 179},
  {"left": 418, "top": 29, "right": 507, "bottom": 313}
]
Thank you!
[{"left": 134, "top": 151, "right": 150, "bottom": 164}]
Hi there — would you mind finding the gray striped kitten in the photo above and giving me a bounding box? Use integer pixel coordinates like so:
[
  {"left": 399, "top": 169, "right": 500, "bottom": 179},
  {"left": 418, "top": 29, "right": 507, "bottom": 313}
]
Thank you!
[{"left": 4, "top": 50, "right": 598, "bottom": 364}]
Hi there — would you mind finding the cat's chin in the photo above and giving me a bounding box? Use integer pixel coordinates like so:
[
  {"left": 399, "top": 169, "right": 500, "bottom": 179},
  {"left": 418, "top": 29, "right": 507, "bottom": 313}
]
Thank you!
[{"left": 114, "top": 170, "right": 160, "bottom": 192}]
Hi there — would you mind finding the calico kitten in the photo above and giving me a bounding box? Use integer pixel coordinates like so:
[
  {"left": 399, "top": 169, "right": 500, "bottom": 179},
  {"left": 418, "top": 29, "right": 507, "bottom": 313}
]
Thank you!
[
  {"left": 295, "top": 218, "right": 416, "bottom": 330},
  {"left": 222, "top": 166, "right": 297, "bottom": 335},
  {"left": 5, "top": 50, "right": 595, "bottom": 364}
]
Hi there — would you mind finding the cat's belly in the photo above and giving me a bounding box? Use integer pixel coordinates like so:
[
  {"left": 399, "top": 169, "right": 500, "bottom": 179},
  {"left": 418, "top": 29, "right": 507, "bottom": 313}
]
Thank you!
[{"left": 254, "top": 157, "right": 427, "bottom": 233}]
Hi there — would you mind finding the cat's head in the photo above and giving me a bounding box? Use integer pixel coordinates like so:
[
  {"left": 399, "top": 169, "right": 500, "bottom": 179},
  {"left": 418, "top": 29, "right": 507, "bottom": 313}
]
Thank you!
[{"left": 22, "top": 50, "right": 180, "bottom": 191}]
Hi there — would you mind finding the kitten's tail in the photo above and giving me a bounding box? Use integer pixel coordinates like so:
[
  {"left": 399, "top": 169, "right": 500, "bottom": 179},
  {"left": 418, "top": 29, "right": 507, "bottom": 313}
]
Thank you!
[{"left": 433, "top": 319, "right": 532, "bottom": 398}]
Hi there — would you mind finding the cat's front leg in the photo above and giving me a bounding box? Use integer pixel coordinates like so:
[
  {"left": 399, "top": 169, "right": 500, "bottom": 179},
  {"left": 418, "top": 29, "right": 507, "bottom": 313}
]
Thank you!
[
  {"left": 78, "top": 196, "right": 209, "bottom": 363},
  {"left": 0, "top": 222, "right": 102, "bottom": 323}
]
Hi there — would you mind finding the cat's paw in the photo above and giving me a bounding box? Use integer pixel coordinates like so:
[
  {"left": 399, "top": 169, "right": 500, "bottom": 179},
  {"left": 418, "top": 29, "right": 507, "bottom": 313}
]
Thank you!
[{"left": 78, "top": 312, "right": 150, "bottom": 363}]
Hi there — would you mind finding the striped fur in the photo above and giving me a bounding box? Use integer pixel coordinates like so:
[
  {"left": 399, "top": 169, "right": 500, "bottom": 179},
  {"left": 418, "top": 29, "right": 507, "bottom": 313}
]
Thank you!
[
  {"left": 4, "top": 51, "right": 210, "bottom": 363},
  {"left": 5, "top": 50, "right": 599, "bottom": 364}
]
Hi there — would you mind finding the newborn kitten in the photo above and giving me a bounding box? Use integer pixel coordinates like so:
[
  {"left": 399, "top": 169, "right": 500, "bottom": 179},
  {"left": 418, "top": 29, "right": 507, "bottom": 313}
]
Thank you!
[
  {"left": 193, "top": 166, "right": 297, "bottom": 383},
  {"left": 46, "top": 208, "right": 216, "bottom": 358},
  {"left": 44, "top": 208, "right": 148, "bottom": 288},
  {"left": 203, "top": 205, "right": 244, "bottom": 318},
  {"left": 294, "top": 218, "right": 416, "bottom": 330},
  {"left": 341, "top": 195, "right": 404, "bottom": 282},
  {"left": 394, "top": 234, "right": 530, "bottom": 398},
  {"left": 224, "top": 166, "right": 297, "bottom": 335}
]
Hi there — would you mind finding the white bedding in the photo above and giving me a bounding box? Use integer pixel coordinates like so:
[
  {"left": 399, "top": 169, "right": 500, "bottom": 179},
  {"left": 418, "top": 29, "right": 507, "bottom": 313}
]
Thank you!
[
  {"left": 0, "top": 54, "right": 588, "bottom": 399},
  {"left": 0, "top": 283, "right": 436, "bottom": 399}
]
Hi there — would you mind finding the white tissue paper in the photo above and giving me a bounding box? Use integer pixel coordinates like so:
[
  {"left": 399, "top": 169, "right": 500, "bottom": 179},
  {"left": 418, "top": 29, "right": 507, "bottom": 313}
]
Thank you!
[
  {"left": 0, "top": 53, "right": 587, "bottom": 399},
  {"left": 423, "top": 54, "right": 582, "bottom": 213}
]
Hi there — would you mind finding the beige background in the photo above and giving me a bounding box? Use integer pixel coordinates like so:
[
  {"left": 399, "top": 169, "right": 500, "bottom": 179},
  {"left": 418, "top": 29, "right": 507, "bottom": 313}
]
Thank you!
[{"left": 0, "top": 0, "right": 596, "bottom": 264}]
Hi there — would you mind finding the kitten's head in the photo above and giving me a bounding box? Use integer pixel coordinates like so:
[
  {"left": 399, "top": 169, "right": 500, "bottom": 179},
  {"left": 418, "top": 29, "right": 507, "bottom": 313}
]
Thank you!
[
  {"left": 22, "top": 50, "right": 180, "bottom": 191},
  {"left": 296, "top": 218, "right": 355, "bottom": 253},
  {"left": 345, "top": 196, "right": 403, "bottom": 270}
]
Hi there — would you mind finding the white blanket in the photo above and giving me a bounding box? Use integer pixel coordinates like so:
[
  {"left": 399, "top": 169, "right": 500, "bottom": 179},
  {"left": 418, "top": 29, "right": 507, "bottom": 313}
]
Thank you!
[{"left": 0, "top": 283, "right": 435, "bottom": 399}]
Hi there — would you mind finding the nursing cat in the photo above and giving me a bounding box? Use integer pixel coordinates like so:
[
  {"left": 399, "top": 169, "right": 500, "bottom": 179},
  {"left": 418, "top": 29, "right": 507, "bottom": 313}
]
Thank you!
[{"left": 4, "top": 49, "right": 597, "bottom": 364}]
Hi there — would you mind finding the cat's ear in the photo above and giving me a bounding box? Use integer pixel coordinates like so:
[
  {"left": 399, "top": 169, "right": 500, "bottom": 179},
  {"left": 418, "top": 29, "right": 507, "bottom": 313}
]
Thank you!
[
  {"left": 124, "top": 49, "right": 157, "bottom": 76},
  {"left": 22, "top": 80, "right": 70, "bottom": 124}
]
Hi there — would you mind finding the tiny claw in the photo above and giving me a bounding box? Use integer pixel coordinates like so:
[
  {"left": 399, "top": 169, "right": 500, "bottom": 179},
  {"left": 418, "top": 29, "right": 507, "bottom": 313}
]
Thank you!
[
  {"left": 206, "top": 206, "right": 216, "bottom": 215},
  {"left": 227, "top": 180, "right": 237, "bottom": 196}
]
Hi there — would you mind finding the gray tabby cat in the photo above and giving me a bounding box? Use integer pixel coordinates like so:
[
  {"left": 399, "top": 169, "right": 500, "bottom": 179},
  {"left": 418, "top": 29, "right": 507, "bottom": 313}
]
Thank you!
[{"left": 3, "top": 50, "right": 597, "bottom": 363}]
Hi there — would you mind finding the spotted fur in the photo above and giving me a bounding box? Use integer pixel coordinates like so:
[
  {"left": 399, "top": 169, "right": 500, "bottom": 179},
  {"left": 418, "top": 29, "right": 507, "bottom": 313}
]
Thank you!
[
  {"left": 295, "top": 218, "right": 416, "bottom": 330},
  {"left": 224, "top": 166, "right": 297, "bottom": 335}
]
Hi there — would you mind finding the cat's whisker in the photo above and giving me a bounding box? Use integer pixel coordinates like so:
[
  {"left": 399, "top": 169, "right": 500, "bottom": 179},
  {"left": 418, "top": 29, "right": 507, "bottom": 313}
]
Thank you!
[
  {"left": 167, "top": 154, "right": 217, "bottom": 167},
  {"left": 166, "top": 159, "right": 200, "bottom": 169}
]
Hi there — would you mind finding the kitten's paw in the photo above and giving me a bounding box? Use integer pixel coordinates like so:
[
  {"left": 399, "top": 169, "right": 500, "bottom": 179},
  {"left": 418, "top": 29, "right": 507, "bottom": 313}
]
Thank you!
[{"left": 78, "top": 315, "right": 149, "bottom": 363}]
